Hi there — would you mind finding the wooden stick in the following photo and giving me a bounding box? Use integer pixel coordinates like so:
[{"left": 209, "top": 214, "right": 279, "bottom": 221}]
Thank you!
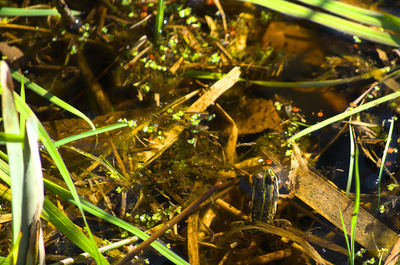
[
  {"left": 114, "top": 180, "right": 226, "bottom": 265},
  {"left": 290, "top": 144, "right": 397, "bottom": 257}
]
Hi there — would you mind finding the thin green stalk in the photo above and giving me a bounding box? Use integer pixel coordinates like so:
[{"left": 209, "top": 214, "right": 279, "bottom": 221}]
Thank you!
[
  {"left": 339, "top": 143, "right": 360, "bottom": 265},
  {"left": 346, "top": 122, "right": 355, "bottom": 196},
  {"left": 289, "top": 90, "right": 400, "bottom": 141},
  {"left": 0, "top": 7, "right": 81, "bottom": 17},
  {"left": 184, "top": 66, "right": 393, "bottom": 87},
  {"left": 155, "top": 0, "right": 165, "bottom": 44},
  {"left": 54, "top": 121, "right": 136, "bottom": 147},
  {"left": 351, "top": 144, "right": 361, "bottom": 264},
  {"left": 377, "top": 116, "right": 396, "bottom": 209}
]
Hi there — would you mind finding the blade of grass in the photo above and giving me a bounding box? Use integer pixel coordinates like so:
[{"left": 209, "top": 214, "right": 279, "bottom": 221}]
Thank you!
[
  {"left": 0, "top": 133, "right": 24, "bottom": 143},
  {"left": 241, "top": 0, "right": 400, "bottom": 47},
  {"left": 10, "top": 71, "right": 95, "bottom": 130},
  {"left": 17, "top": 116, "right": 45, "bottom": 265},
  {"left": 289, "top": 89, "right": 400, "bottom": 142},
  {"left": 54, "top": 121, "right": 136, "bottom": 148},
  {"left": 339, "top": 211, "right": 351, "bottom": 260},
  {"left": 155, "top": 0, "right": 165, "bottom": 44},
  {"left": 0, "top": 61, "right": 24, "bottom": 248},
  {"left": 346, "top": 122, "right": 355, "bottom": 196},
  {"left": 0, "top": 7, "right": 81, "bottom": 17},
  {"left": 377, "top": 116, "right": 396, "bottom": 209},
  {"left": 297, "top": 0, "right": 400, "bottom": 32},
  {"left": 339, "top": 142, "right": 360, "bottom": 265},
  {"left": 351, "top": 144, "right": 361, "bottom": 264},
  {"left": 41, "top": 198, "right": 109, "bottom": 264},
  {"left": 184, "top": 66, "right": 393, "bottom": 87}
]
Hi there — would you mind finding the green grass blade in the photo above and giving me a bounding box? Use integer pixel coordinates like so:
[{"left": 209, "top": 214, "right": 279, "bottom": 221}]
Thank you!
[
  {"left": 0, "top": 7, "right": 81, "bottom": 17},
  {"left": 19, "top": 78, "right": 25, "bottom": 137},
  {"left": 10, "top": 71, "right": 95, "bottom": 130},
  {"left": 184, "top": 66, "right": 393, "bottom": 87},
  {"left": 346, "top": 122, "right": 355, "bottom": 196},
  {"left": 289, "top": 89, "right": 400, "bottom": 141},
  {"left": 43, "top": 179, "right": 190, "bottom": 265},
  {"left": 297, "top": 0, "right": 400, "bottom": 32},
  {"left": 350, "top": 144, "right": 361, "bottom": 265},
  {"left": 0, "top": 133, "right": 24, "bottom": 143},
  {"left": 54, "top": 121, "right": 134, "bottom": 147},
  {"left": 339, "top": 211, "right": 351, "bottom": 258},
  {"left": 242, "top": 0, "right": 400, "bottom": 47},
  {"left": 41, "top": 198, "right": 109, "bottom": 264},
  {"left": 377, "top": 116, "right": 396, "bottom": 209},
  {"left": 155, "top": 0, "right": 165, "bottom": 43},
  {"left": 18, "top": 116, "right": 45, "bottom": 265},
  {"left": 0, "top": 61, "right": 24, "bottom": 247},
  {"left": 61, "top": 146, "right": 126, "bottom": 181}
]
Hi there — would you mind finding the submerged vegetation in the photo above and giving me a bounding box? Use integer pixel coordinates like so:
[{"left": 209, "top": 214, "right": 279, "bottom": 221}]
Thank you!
[{"left": 1, "top": 0, "right": 400, "bottom": 264}]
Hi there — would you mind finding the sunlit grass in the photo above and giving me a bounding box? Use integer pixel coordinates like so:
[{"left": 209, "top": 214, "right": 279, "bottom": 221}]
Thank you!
[
  {"left": 0, "top": 60, "right": 189, "bottom": 265},
  {"left": 0, "top": 7, "right": 81, "bottom": 17},
  {"left": 241, "top": 0, "right": 400, "bottom": 47},
  {"left": 377, "top": 116, "right": 397, "bottom": 210},
  {"left": 289, "top": 89, "right": 400, "bottom": 142}
]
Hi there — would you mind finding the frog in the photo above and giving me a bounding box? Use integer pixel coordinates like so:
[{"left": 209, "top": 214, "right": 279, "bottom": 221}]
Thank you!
[{"left": 250, "top": 166, "right": 279, "bottom": 223}]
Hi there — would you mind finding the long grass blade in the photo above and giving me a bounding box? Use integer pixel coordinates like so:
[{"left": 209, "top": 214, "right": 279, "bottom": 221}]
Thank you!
[
  {"left": 0, "top": 7, "right": 81, "bottom": 17},
  {"left": 289, "top": 89, "right": 400, "bottom": 141},
  {"left": 297, "top": 0, "right": 400, "bottom": 32},
  {"left": 377, "top": 116, "right": 396, "bottom": 209},
  {"left": 41, "top": 198, "right": 109, "bottom": 264},
  {"left": 11, "top": 71, "right": 95, "bottom": 130},
  {"left": 350, "top": 144, "right": 361, "bottom": 264},
  {"left": 241, "top": 0, "right": 400, "bottom": 47},
  {"left": 19, "top": 116, "right": 45, "bottom": 265},
  {"left": 346, "top": 122, "right": 355, "bottom": 196},
  {"left": 54, "top": 121, "right": 134, "bottom": 147},
  {"left": 0, "top": 61, "right": 24, "bottom": 248},
  {"left": 184, "top": 66, "right": 393, "bottom": 88}
]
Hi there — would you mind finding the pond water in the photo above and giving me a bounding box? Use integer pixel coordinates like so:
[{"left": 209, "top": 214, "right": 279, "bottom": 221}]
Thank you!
[{"left": 2, "top": 0, "right": 400, "bottom": 264}]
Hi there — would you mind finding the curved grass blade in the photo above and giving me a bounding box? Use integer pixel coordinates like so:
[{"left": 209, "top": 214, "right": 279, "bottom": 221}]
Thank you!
[
  {"left": 289, "top": 89, "right": 400, "bottom": 141},
  {"left": 297, "top": 0, "right": 400, "bottom": 32},
  {"left": 0, "top": 7, "right": 81, "bottom": 17},
  {"left": 54, "top": 121, "right": 135, "bottom": 148},
  {"left": 10, "top": 71, "right": 95, "bottom": 130},
  {"left": 41, "top": 198, "right": 109, "bottom": 264},
  {"left": 241, "top": 0, "right": 400, "bottom": 47}
]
